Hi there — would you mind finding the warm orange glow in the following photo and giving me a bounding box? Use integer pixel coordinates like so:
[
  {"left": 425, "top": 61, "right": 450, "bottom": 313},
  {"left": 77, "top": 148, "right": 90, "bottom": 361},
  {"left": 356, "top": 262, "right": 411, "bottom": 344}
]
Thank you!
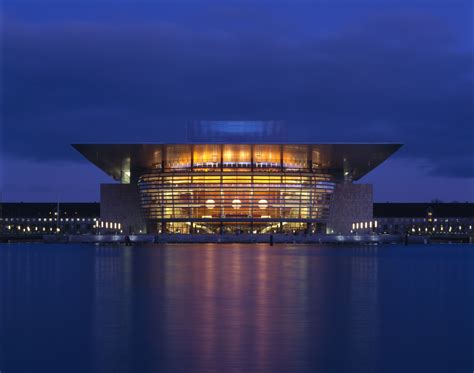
[
  {"left": 139, "top": 171, "right": 335, "bottom": 228},
  {"left": 205, "top": 199, "right": 216, "bottom": 209},
  {"left": 232, "top": 199, "right": 242, "bottom": 209},
  {"left": 283, "top": 145, "right": 307, "bottom": 168},
  {"left": 222, "top": 145, "right": 251, "bottom": 164},
  {"left": 148, "top": 144, "right": 326, "bottom": 171},
  {"left": 254, "top": 145, "right": 280, "bottom": 166},
  {"left": 193, "top": 145, "right": 220, "bottom": 166},
  {"left": 258, "top": 199, "right": 268, "bottom": 209}
]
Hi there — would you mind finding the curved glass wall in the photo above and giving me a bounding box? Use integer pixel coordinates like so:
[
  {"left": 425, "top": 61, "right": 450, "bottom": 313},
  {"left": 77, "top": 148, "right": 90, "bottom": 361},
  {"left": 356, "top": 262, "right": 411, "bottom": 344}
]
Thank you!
[{"left": 138, "top": 171, "right": 335, "bottom": 233}]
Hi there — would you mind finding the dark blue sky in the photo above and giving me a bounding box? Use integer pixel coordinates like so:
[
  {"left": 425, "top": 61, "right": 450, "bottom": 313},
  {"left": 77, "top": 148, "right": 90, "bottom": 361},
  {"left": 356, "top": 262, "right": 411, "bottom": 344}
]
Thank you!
[{"left": 1, "top": 0, "right": 473, "bottom": 202}]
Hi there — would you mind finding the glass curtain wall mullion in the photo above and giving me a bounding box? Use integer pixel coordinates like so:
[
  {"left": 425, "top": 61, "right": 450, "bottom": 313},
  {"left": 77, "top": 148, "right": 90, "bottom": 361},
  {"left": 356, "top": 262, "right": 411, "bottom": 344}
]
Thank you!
[
  {"left": 220, "top": 172, "right": 224, "bottom": 218},
  {"left": 171, "top": 174, "right": 175, "bottom": 219},
  {"left": 190, "top": 173, "right": 194, "bottom": 219},
  {"left": 298, "top": 173, "right": 303, "bottom": 219},
  {"left": 280, "top": 174, "right": 284, "bottom": 220}
]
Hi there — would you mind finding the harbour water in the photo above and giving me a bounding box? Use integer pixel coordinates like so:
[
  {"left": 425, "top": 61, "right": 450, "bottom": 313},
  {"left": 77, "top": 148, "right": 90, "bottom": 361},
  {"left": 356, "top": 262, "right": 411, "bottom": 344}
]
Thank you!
[{"left": 0, "top": 243, "right": 473, "bottom": 373}]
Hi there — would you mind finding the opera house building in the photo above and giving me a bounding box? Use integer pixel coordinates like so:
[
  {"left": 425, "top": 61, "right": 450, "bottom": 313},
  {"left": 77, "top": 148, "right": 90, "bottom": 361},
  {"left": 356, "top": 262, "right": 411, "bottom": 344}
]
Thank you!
[{"left": 73, "top": 122, "right": 401, "bottom": 235}]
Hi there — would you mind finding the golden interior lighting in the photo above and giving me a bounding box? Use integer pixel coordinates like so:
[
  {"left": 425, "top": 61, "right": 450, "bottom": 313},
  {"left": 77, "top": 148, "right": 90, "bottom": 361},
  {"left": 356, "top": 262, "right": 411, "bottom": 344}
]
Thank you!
[
  {"left": 139, "top": 171, "right": 335, "bottom": 233},
  {"left": 205, "top": 199, "right": 216, "bottom": 209},
  {"left": 258, "top": 199, "right": 268, "bottom": 209},
  {"left": 232, "top": 199, "right": 242, "bottom": 209}
]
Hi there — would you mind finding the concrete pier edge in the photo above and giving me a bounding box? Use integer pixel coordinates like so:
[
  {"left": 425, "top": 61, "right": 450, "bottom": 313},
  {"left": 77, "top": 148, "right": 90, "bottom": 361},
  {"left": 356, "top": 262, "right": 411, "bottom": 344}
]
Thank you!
[{"left": 37, "top": 233, "right": 458, "bottom": 244}]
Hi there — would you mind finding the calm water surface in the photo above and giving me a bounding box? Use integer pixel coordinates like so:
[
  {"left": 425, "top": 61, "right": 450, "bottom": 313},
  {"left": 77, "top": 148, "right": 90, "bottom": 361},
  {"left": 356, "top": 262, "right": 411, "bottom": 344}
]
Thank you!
[{"left": 0, "top": 243, "right": 473, "bottom": 373}]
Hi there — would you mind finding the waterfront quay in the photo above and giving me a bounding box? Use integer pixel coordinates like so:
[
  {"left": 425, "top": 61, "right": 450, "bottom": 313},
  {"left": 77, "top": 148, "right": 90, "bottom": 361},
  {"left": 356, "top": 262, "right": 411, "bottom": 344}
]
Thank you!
[{"left": 36, "top": 233, "right": 471, "bottom": 244}]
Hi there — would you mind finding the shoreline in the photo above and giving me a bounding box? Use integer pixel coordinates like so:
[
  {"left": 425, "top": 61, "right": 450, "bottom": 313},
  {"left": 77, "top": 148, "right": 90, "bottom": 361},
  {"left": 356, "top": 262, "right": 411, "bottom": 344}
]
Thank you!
[{"left": 22, "top": 233, "right": 474, "bottom": 245}]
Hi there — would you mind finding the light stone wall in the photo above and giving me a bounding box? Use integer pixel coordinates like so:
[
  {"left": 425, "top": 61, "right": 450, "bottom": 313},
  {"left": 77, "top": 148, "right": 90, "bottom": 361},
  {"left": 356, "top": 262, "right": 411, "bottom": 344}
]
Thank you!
[
  {"left": 327, "top": 183, "right": 373, "bottom": 234},
  {"left": 100, "top": 184, "right": 146, "bottom": 234}
]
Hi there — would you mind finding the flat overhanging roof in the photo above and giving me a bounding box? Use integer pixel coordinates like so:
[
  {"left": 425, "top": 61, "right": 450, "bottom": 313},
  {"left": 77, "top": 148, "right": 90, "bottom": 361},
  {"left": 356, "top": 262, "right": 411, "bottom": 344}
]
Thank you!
[{"left": 72, "top": 143, "right": 402, "bottom": 181}]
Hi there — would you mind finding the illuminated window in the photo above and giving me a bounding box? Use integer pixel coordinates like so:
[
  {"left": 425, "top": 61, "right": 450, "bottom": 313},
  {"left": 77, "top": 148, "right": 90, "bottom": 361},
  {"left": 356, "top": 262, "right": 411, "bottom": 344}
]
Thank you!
[
  {"left": 283, "top": 145, "right": 307, "bottom": 169},
  {"left": 258, "top": 199, "right": 268, "bottom": 209},
  {"left": 193, "top": 145, "right": 220, "bottom": 167},
  {"left": 232, "top": 199, "right": 242, "bottom": 209},
  {"left": 205, "top": 199, "right": 216, "bottom": 209}
]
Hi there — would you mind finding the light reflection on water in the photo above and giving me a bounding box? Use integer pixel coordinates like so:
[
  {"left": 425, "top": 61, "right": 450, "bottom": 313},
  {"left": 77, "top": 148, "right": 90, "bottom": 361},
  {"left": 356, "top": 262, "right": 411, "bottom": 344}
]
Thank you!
[{"left": 0, "top": 243, "right": 473, "bottom": 373}]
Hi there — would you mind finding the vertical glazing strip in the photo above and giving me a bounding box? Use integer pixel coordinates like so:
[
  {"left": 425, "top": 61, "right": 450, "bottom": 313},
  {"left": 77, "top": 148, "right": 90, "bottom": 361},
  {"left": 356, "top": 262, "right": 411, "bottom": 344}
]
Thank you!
[
  {"left": 280, "top": 173, "right": 284, "bottom": 221},
  {"left": 220, "top": 171, "right": 224, "bottom": 218},
  {"left": 298, "top": 173, "right": 303, "bottom": 219},
  {"left": 160, "top": 174, "right": 164, "bottom": 220},
  {"left": 250, "top": 172, "right": 254, "bottom": 219},
  {"left": 161, "top": 144, "right": 166, "bottom": 171},
  {"left": 189, "top": 172, "right": 193, "bottom": 219},
  {"left": 220, "top": 144, "right": 224, "bottom": 172},
  {"left": 308, "top": 145, "right": 313, "bottom": 172},
  {"left": 171, "top": 173, "right": 175, "bottom": 219},
  {"left": 250, "top": 144, "right": 254, "bottom": 171},
  {"left": 280, "top": 145, "right": 284, "bottom": 171}
]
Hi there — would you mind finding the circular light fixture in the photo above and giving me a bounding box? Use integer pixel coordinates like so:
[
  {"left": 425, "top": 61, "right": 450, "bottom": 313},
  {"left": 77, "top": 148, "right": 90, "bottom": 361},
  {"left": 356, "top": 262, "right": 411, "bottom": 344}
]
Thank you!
[
  {"left": 205, "top": 199, "right": 215, "bottom": 209},
  {"left": 258, "top": 199, "right": 268, "bottom": 209},
  {"left": 232, "top": 199, "right": 241, "bottom": 209}
]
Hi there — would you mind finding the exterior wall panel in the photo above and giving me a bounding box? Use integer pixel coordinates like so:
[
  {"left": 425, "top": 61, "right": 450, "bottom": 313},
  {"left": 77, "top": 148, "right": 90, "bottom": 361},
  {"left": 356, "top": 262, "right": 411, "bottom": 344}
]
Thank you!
[
  {"left": 327, "top": 183, "right": 373, "bottom": 234},
  {"left": 100, "top": 184, "right": 146, "bottom": 234}
]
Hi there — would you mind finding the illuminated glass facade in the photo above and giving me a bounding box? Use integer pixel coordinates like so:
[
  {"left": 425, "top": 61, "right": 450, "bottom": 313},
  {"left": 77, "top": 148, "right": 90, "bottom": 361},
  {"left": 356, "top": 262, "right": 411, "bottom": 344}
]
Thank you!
[
  {"left": 73, "top": 138, "right": 402, "bottom": 234},
  {"left": 132, "top": 144, "right": 338, "bottom": 233}
]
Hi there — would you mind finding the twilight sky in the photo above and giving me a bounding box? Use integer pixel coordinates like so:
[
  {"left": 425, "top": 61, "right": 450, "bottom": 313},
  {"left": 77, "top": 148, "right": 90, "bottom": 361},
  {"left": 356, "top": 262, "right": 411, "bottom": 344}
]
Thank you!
[{"left": 1, "top": 0, "right": 473, "bottom": 202}]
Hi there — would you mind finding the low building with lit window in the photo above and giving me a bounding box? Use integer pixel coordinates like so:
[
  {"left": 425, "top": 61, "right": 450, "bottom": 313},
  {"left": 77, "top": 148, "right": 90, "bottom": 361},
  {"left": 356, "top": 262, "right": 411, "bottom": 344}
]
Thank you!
[
  {"left": 351, "top": 203, "right": 474, "bottom": 238},
  {"left": 73, "top": 121, "right": 401, "bottom": 235},
  {"left": 0, "top": 202, "right": 100, "bottom": 235},
  {"left": 0, "top": 202, "right": 124, "bottom": 236},
  {"left": 375, "top": 203, "right": 473, "bottom": 236}
]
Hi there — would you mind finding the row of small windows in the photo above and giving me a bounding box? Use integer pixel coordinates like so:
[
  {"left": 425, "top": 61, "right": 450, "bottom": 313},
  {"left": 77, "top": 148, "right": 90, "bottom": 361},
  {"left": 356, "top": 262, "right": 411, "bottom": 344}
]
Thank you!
[
  {"left": 0, "top": 217, "right": 97, "bottom": 222},
  {"left": 351, "top": 219, "right": 473, "bottom": 234},
  {"left": 376, "top": 217, "right": 468, "bottom": 223},
  {"left": 2, "top": 219, "right": 122, "bottom": 234}
]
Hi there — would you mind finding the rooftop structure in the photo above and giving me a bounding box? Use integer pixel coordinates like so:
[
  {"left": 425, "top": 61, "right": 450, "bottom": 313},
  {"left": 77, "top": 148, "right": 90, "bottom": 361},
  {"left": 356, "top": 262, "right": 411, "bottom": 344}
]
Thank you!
[{"left": 73, "top": 143, "right": 401, "bottom": 183}]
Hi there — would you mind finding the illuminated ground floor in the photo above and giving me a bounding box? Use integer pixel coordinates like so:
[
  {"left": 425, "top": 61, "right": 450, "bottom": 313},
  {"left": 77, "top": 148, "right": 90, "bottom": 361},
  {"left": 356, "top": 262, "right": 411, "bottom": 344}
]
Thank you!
[{"left": 149, "top": 221, "right": 327, "bottom": 234}]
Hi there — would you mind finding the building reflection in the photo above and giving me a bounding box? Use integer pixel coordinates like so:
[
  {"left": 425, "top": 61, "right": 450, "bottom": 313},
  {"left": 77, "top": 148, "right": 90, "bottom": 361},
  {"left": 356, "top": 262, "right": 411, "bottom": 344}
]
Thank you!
[
  {"left": 2, "top": 244, "right": 473, "bottom": 373},
  {"left": 89, "top": 244, "right": 474, "bottom": 373},
  {"left": 122, "top": 245, "right": 381, "bottom": 372},
  {"left": 92, "top": 246, "right": 133, "bottom": 372},
  {"left": 348, "top": 246, "right": 379, "bottom": 373}
]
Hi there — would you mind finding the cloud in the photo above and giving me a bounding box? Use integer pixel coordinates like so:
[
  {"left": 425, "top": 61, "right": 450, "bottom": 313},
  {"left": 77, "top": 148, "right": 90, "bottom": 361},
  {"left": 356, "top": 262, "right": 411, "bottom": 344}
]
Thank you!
[
  {"left": 2, "top": 8, "right": 473, "bottom": 179},
  {"left": 1, "top": 155, "right": 111, "bottom": 201}
]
